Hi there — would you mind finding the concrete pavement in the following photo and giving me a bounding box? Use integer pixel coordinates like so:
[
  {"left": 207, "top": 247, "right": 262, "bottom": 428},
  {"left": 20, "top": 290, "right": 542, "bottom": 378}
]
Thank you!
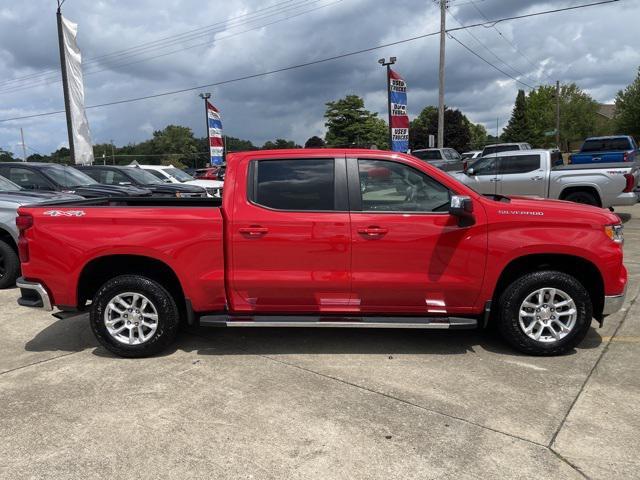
[{"left": 0, "top": 206, "right": 638, "bottom": 479}]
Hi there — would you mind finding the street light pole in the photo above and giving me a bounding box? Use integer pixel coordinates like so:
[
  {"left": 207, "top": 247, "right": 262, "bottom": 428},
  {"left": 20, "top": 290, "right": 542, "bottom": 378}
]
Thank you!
[
  {"left": 379, "top": 57, "right": 396, "bottom": 150},
  {"left": 555, "top": 80, "right": 561, "bottom": 150},
  {"left": 199, "top": 92, "right": 212, "bottom": 169}
]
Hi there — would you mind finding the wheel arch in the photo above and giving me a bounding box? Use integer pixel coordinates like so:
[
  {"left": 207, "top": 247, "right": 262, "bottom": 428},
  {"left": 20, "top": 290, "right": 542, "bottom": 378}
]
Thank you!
[
  {"left": 492, "top": 253, "right": 604, "bottom": 320},
  {"left": 77, "top": 254, "right": 185, "bottom": 311},
  {"left": 0, "top": 227, "right": 17, "bottom": 253},
  {"left": 559, "top": 185, "right": 602, "bottom": 207}
]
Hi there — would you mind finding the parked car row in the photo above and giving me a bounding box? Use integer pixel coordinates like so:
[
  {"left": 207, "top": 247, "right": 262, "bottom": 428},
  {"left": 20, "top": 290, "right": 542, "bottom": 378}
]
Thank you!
[{"left": 0, "top": 161, "right": 225, "bottom": 289}]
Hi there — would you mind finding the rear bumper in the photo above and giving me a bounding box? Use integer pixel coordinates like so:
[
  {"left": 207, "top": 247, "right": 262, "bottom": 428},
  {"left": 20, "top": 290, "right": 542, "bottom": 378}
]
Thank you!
[
  {"left": 609, "top": 192, "right": 638, "bottom": 207},
  {"left": 603, "top": 285, "right": 626, "bottom": 316},
  {"left": 16, "top": 277, "right": 52, "bottom": 311}
]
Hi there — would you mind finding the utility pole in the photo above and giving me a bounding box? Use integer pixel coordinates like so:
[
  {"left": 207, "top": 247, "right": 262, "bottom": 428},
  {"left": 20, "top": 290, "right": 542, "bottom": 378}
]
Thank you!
[
  {"left": 199, "top": 92, "right": 212, "bottom": 168},
  {"left": 110, "top": 140, "right": 115, "bottom": 165},
  {"left": 437, "top": 0, "right": 447, "bottom": 148},
  {"left": 555, "top": 80, "right": 561, "bottom": 150},
  {"left": 56, "top": 0, "right": 75, "bottom": 163},
  {"left": 20, "top": 128, "right": 27, "bottom": 162},
  {"left": 378, "top": 57, "right": 396, "bottom": 150}
]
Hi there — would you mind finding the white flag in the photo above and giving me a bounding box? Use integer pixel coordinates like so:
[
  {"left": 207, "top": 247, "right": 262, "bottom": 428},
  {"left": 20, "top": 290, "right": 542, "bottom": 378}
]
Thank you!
[{"left": 61, "top": 15, "right": 94, "bottom": 165}]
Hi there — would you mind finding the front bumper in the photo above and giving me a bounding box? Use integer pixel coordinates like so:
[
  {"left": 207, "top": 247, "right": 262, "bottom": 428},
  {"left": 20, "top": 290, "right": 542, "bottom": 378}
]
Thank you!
[
  {"left": 16, "top": 277, "right": 52, "bottom": 311},
  {"left": 603, "top": 285, "right": 626, "bottom": 315}
]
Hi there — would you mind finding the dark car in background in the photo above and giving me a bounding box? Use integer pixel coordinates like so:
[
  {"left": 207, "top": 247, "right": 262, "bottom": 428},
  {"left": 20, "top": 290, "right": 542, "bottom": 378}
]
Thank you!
[
  {"left": 0, "top": 163, "right": 152, "bottom": 198},
  {"left": 411, "top": 148, "right": 465, "bottom": 172},
  {"left": 76, "top": 165, "right": 207, "bottom": 198}
]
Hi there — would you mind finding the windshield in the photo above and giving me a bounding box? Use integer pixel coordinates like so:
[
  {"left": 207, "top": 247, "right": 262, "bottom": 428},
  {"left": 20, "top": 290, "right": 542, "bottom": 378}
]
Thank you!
[
  {"left": 126, "top": 168, "right": 162, "bottom": 184},
  {"left": 42, "top": 165, "right": 98, "bottom": 187},
  {"left": 412, "top": 150, "right": 442, "bottom": 161},
  {"left": 0, "top": 175, "right": 22, "bottom": 191},
  {"left": 164, "top": 167, "right": 195, "bottom": 182}
]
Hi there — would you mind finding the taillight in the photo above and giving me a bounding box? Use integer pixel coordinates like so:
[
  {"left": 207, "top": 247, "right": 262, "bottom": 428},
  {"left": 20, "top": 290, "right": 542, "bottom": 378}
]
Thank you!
[
  {"left": 16, "top": 213, "right": 33, "bottom": 263},
  {"left": 623, "top": 173, "right": 635, "bottom": 193},
  {"left": 623, "top": 152, "right": 629, "bottom": 162},
  {"left": 463, "top": 161, "right": 468, "bottom": 172}
]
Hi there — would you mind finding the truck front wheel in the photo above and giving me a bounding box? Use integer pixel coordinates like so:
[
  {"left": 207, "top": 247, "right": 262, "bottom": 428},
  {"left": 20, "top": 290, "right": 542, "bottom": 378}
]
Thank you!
[
  {"left": 497, "top": 271, "right": 592, "bottom": 356},
  {"left": 90, "top": 275, "right": 180, "bottom": 358}
]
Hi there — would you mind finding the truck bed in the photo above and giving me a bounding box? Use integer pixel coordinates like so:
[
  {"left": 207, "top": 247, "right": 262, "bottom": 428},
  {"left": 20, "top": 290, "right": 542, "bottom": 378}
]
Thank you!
[{"left": 27, "top": 196, "right": 223, "bottom": 208}]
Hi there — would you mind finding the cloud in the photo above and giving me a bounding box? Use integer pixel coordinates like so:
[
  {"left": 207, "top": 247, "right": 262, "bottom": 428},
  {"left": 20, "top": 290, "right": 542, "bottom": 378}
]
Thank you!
[{"left": 0, "top": 0, "right": 637, "bottom": 156}]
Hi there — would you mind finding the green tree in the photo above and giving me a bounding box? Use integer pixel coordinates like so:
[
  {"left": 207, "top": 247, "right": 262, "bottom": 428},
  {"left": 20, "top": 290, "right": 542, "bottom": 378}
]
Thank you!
[
  {"left": 502, "top": 90, "right": 530, "bottom": 142},
  {"left": 324, "top": 95, "right": 388, "bottom": 149},
  {"left": 225, "top": 136, "right": 256, "bottom": 152},
  {"left": 262, "top": 138, "right": 300, "bottom": 149},
  {"left": 409, "top": 106, "right": 471, "bottom": 152},
  {"left": 615, "top": 67, "right": 640, "bottom": 138},
  {"left": 467, "top": 122, "right": 488, "bottom": 150},
  {"left": 304, "top": 136, "right": 325, "bottom": 148},
  {"left": 525, "top": 83, "right": 599, "bottom": 149},
  {"left": 0, "top": 149, "right": 14, "bottom": 162},
  {"left": 150, "top": 125, "right": 198, "bottom": 166}
]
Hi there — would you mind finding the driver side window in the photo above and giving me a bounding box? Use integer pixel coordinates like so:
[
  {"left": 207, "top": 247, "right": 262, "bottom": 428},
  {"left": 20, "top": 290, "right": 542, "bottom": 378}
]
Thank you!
[
  {"left": 358, "top": 159, "right": 451, "bottom": 212},
  {"left": 470, "top": 157, "right": 497, "bottom": 176}
]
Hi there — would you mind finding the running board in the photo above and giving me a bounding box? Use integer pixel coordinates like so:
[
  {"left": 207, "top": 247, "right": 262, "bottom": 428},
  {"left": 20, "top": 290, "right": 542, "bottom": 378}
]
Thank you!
[{"left": 199, "top": 315, "right": 478, "bottom": 330}]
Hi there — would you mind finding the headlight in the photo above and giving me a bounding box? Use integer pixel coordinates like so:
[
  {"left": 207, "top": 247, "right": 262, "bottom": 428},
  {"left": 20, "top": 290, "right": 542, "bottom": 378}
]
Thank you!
[{"left": 604, "top": 224, "right": 624, "bottom": 244}]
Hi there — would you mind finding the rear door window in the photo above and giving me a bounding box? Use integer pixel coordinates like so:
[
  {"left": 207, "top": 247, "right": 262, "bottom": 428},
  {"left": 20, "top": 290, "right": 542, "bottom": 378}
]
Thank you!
[
  {"left": 498, "top": 155, "right": 541, "bottom": 174},
  {"left": 251, "top": 159, "right": 336, "bottom": 211}
]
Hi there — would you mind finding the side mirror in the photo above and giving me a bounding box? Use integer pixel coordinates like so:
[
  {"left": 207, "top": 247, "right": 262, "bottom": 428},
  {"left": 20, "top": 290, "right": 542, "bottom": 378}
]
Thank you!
[
  {"left": 449, "top": 195, "right": 475, "bottom": 227},
  {"left": 466, "top": 167, "right": 475, "bottom": 176}
]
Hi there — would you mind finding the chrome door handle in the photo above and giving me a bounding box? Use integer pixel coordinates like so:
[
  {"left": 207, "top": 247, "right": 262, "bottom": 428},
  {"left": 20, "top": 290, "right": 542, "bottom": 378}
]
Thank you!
[
  {"left": 239, "top": 226, "right": 269, "bottom": 237},
  {"left": 489, "top": 178, "right": 500, "bottom": 182},
  {"left": 531, "top": 176, "right": 543, "bottom": 181},
  {"left": 357, "top": 226, "right": 388, "bottom": 237}
]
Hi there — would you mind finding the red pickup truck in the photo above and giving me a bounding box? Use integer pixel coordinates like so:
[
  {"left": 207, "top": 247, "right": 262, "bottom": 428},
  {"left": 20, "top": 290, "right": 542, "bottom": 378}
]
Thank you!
[{"left": 15, "top": 149, "right": 627, "bottom": 357}]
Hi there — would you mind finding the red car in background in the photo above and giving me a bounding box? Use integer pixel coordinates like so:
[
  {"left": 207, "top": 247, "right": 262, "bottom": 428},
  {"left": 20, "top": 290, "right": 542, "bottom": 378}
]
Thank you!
[{"left": 194, "top": 166, "right": 225, "bottom": 181}]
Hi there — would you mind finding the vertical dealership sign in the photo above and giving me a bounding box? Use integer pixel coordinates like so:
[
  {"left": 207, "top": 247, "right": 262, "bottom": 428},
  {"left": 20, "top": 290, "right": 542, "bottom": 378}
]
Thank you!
[
  {"left": 206, "top": 101, "right": 224, "bottom": 165},
  {"left": 58, "top": 11, "right": 94, "bottom": 164},
  {"left": 388, "top": 69, "right": 409, "bottom": 152}
]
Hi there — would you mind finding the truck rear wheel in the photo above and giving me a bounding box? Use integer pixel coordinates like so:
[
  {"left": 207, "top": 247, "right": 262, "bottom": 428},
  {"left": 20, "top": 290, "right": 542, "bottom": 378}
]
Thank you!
[
  {"left": 497, "top": 271, "right": 592, "bottom": 356},
  {"left": 563, "top": 190, "right": 599, "bottom": 206},
  {"left": 0, "top": 239, "right": 20, "bottom": 289},
  {"left": 90, "top": 275, "right": 180, "bottom": 358}
]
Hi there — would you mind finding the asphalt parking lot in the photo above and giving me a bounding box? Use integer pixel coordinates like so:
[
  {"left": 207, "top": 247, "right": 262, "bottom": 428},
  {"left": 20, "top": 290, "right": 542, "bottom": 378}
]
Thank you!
[{"left": 1, "top": 207, "right": 638, "bottom": 480}]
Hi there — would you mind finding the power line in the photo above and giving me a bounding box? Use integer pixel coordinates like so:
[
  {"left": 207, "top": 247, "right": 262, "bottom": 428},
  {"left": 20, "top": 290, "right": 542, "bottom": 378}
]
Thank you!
[
  {"left": 446, "top": 8, "right": 541, "bottom": 88},
  {"left": 466, "top": 0, "right": 554, "bottom": 82},
  {"left": 447, "top": 32, "right": 536, "bottom": 89},
  {"left": 0, "top": 0, "right": 620, "bottom": 123},
  {"left": 0, "top": 0, "right": 342, "bottom": 96},
  {"left": 0, "top": 0, "right": 313, "bottom": 87}
]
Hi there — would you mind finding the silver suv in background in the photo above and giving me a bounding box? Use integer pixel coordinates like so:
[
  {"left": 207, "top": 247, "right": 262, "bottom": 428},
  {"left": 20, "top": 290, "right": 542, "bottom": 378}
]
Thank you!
[
  {"left": 0, "top": 175, "right": 81, "bottom": 288},
  {"left": 411, "top": 148, "right": 464, "bottom": 172},
  {"left": 481, "top": 143, "right": 532, "bottom": 157}
]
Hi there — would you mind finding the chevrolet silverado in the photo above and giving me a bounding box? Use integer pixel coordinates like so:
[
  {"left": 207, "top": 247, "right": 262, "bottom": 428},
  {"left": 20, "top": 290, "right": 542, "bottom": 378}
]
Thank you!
[{"left": 15, "top": 149, "right": 627, "bottom": 357}]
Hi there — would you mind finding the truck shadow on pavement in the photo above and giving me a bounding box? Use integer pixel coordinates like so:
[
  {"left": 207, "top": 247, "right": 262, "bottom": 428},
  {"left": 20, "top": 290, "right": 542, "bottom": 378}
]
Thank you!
[{"left": 23, "top": 313, "right": 605, "bottom": 359}]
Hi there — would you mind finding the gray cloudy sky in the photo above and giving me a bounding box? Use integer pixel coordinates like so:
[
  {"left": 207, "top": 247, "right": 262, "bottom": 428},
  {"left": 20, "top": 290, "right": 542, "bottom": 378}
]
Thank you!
[{"left": 0, "top": 0, "right": 638, "bottom": 156}]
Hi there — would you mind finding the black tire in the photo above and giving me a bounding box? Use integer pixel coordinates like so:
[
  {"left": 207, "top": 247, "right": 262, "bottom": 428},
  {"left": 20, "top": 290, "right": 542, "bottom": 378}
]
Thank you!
[
  {"left": 0, "top": 239, "right": 20, "bottom": 289},
  {"left": 90, "top": 275, "right": 180, "bottom": 358},
  {"left": 497, "top": 271, "right": 592, "bottom": 356},
  {"left": 563, "top": 190, "right": 599, "bottom": 207}
]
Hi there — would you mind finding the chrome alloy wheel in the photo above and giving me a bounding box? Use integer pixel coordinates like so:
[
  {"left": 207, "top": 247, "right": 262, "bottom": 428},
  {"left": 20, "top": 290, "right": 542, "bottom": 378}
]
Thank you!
[
  {"left": 104, "top": 292, "right": 159, "bottom": 345},
  {"left": 518, "top": 288, "right": 577, "bottom": 343}
]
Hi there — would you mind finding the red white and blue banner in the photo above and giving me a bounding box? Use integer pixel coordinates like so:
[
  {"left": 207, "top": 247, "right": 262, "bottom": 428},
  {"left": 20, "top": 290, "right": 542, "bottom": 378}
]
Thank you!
[
  {"left": 206, "top": 101, "right": 224, "bottom": 165},
  {"left": 389, "top": 69, "right": 409, "bottom": 152}
]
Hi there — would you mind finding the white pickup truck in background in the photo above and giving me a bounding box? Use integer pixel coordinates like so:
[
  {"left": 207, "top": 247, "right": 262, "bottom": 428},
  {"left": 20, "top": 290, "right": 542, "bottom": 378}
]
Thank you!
[{"left": 451, "top": 149, "right": 639, "bottom": 208}]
